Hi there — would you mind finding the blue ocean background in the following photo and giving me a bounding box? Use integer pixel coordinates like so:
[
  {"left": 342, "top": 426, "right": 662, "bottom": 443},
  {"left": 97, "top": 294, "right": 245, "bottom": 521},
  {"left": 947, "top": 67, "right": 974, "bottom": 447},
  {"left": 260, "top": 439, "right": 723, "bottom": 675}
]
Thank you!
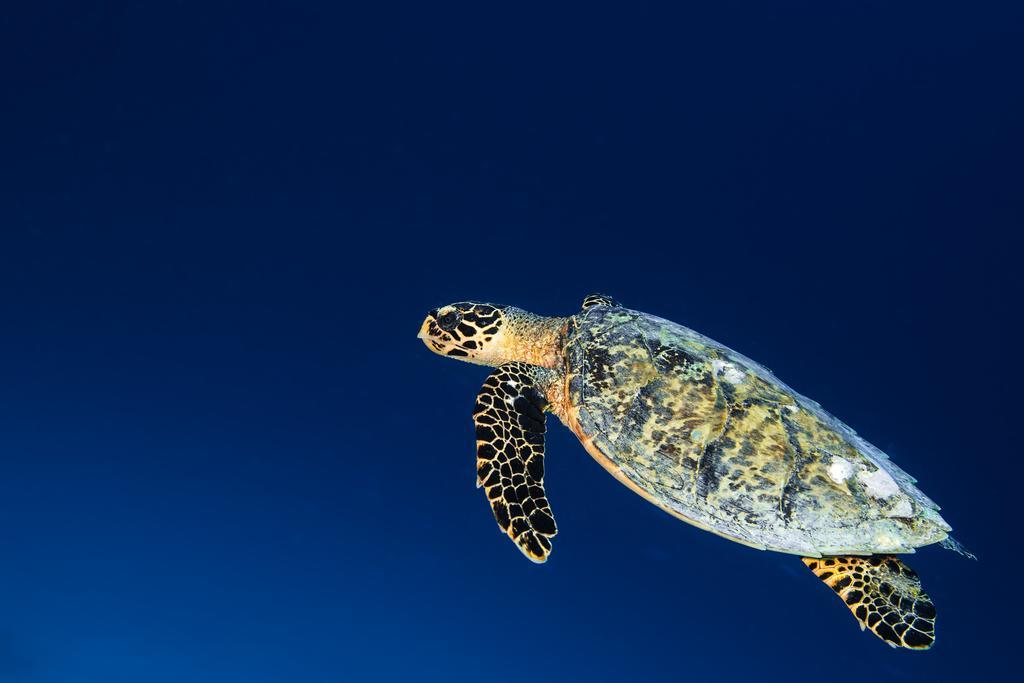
[{"left": 1, "top": 2, "right": 1020, "bottom": 681}]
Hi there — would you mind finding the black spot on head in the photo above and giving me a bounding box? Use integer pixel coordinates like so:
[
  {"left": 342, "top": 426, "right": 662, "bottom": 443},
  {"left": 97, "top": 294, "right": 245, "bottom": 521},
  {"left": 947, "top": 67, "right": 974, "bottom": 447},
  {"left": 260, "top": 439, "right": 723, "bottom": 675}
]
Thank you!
[{"left": 447, "top": 348, "right": 469, "bottom": 357}]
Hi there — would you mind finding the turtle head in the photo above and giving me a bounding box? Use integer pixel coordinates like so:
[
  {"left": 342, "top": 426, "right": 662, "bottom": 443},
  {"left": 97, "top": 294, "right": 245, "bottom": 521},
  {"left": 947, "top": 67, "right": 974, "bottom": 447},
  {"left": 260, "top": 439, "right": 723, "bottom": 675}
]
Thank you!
[
  {"left": 418, "top": 302, "right": 511, "bottom": 366},
  {"left": 419, "top": 301, "right": 566, "bottom": 368}
]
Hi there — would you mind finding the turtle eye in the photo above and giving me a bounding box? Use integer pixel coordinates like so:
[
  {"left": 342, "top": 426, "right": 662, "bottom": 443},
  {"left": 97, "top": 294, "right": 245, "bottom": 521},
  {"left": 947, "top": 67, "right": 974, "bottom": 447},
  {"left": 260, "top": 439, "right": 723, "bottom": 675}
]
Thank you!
[{"left": 438, "top": 311, "right": 459, "bottom": 331}]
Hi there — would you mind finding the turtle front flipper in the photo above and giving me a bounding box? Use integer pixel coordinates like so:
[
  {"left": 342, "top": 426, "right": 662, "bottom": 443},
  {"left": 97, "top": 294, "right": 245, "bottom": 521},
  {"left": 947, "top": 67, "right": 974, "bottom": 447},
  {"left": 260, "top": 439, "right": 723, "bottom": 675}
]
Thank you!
[
  {"left": 473, "top": 362, "right": 558, "bottom": 563},
  {"left": 803, "top": 556, "right": 936, "bottom": 649}
]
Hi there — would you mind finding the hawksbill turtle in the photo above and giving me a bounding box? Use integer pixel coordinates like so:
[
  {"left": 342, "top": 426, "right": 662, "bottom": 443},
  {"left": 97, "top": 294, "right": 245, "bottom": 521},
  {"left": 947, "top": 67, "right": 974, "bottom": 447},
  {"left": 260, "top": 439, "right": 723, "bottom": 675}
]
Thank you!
[{"left": 418, "top": 294, "right": 970, "bottom": 649}]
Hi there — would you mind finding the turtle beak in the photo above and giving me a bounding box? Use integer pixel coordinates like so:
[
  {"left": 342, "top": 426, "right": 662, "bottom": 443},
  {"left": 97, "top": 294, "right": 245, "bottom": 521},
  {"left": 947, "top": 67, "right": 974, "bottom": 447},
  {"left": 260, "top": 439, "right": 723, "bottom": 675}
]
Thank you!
[
  {"left": 418, "top": 316, "right": 447, "bottom": 357},
  {"left": 418, "top": 309, "right": 439, "bottom": 340},
  {"left": 417, "top": 316, "right": 433, "bottom": 341}
]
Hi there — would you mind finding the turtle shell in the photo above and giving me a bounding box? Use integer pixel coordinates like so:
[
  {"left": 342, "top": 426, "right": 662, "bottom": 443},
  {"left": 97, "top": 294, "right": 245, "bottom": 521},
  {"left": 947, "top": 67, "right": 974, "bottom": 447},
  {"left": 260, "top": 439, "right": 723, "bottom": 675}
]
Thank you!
[{"left": 563, "top": 306, "right": 951, "bottom": 557}]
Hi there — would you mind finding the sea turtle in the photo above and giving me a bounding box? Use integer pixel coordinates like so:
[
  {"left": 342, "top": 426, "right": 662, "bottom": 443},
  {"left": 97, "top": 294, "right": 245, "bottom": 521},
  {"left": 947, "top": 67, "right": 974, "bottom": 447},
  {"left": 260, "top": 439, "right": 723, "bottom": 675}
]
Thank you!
[{"left": 418, "top": 294, "right": 969, "bottom": 649}]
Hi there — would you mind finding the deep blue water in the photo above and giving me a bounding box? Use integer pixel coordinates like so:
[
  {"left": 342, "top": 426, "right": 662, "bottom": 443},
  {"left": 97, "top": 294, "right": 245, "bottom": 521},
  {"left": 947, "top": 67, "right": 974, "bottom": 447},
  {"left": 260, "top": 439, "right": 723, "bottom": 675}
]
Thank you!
[{"left": 1, "top": 2, "right": 1021, "bottom": 681}]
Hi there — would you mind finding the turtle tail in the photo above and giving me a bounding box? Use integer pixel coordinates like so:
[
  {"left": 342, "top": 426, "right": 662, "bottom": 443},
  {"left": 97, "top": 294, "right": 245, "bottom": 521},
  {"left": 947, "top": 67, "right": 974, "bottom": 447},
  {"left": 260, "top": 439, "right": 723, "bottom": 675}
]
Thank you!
[{"left": 802, "top": 556, "right": 936, "bottom": 650}]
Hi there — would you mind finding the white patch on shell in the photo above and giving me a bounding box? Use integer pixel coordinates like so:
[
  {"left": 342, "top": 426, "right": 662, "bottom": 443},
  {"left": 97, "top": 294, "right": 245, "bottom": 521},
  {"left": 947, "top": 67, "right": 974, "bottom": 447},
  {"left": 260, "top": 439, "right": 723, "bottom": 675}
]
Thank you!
[
  {"left": 887, "top": 497, "right": 914, "bottom": 518},
  {"left": 827, "top": 457, "right": 855, "bottom": 485},
  {"left": 710, "top": 359, "right": 746, "bottom": 384},
  {"left": 873, "top": 533, "right": 903, "bottom": 552},
  {"left": 857, "top": 467, "right": 900, "bottom": 499}
]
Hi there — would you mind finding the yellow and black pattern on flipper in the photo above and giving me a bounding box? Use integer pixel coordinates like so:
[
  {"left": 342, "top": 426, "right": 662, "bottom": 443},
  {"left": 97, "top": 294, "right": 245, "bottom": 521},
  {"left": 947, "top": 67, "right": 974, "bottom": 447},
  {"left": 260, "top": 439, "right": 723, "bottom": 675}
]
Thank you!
[
  {"left": 473, "top": 362, "right": 557, "bottom": 562},
  {"left": 581, "top": 293, "right": 621, "bottom": 310},
  {"left": 803, "top": 556, "right": 936, "bottom": 649}
]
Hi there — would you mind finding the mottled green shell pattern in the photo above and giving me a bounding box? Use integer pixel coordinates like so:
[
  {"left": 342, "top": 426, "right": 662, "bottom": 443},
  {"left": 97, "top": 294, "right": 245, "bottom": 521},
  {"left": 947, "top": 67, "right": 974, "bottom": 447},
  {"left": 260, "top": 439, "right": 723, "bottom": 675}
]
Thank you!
[{"left": 564, "top": 306, "right": 950, "bottom": 557}]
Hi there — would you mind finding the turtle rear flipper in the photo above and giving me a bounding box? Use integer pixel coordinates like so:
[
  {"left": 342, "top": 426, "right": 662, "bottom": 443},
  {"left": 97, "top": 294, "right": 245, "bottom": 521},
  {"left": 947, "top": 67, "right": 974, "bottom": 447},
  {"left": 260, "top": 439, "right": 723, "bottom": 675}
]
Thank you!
[
  {"left": 474, "top": 362, "right": 558, "bottom": 563},
  {"left": 803, "top": 556, "right": 936, "bottom": 650}
]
